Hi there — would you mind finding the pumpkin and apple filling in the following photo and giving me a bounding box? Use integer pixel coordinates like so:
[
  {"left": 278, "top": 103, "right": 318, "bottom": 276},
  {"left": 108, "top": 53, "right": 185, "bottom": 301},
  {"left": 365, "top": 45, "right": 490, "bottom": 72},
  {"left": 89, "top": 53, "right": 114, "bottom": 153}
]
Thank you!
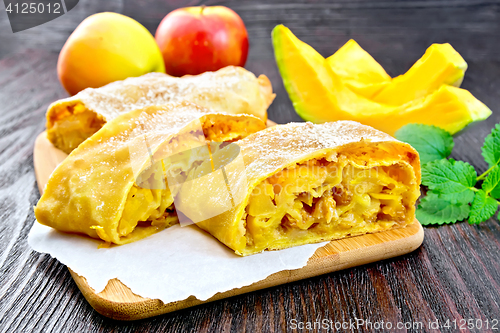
[
  {"left": 34, "top": 102, "right": 266, "bottom": 245},
  {"left": 46, "top": 103, "right": 106, "bottom": 154},
  {"left": 176, "top": 121, "right": 421, "bottom": 256},
  {"left": 244, "top": 156, "right": 417, "bottom": 253}
]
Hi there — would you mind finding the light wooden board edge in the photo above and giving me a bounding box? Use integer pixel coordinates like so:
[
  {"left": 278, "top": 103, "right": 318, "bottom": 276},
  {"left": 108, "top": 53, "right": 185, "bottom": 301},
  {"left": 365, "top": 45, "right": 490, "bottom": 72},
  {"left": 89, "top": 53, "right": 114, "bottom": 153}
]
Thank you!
[
  {"left": 70, "top": 222, "right": 423, "bottom": 321},
  {"left": 33, "top": 128, "right": 424, "bottom": 321}
]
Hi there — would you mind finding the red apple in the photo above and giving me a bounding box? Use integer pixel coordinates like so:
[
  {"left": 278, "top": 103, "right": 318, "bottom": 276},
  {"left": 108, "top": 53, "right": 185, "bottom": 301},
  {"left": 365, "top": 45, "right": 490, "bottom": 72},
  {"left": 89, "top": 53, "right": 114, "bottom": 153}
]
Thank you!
[{"left": 155, "top": 6, "right": 249, "bottom": 77}]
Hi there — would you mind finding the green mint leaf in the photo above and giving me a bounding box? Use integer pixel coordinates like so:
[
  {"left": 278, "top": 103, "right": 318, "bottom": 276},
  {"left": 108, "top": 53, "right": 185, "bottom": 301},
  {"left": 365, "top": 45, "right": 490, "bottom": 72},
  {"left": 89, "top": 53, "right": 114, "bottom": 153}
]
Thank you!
[
  {"left": 416, "top": 193, "right": 470, "bottom": 225},
  {"left": 482, "top": 165, "right": 500, "bottom": 199},
  {"left": 421, "top": 159, "right": 477, "bottom": 202},
  {"left": 395, "top": 124, "right": 454, "bottom": 164},
  {"left": 437, "top": 190, "right": 475, "bottom": 206},
  {"left": 468, "top": 190, "right": 498, "bottom": 224},
  {"left": 482, "top": 123, "right": 500, "bottom": 168}
]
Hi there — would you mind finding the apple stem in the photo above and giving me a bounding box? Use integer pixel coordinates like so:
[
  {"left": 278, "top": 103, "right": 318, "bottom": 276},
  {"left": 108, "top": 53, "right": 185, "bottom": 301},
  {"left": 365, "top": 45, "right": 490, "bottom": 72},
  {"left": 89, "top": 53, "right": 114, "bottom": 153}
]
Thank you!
[{"left": 200, "top": 5, "right": 205, "bottom": 15}]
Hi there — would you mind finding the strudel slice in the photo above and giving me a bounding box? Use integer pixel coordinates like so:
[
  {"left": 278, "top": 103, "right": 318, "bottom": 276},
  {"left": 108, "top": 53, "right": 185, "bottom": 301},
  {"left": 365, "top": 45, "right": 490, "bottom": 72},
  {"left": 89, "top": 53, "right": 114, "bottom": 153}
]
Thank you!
[
  {"left": 46, "top": 66, "right": 274, "bottom": 153},
  {"left": 176, "top": 121, "right": 421, "bottom": 256},
  {"left": 35, "top": 101, "right": 266, "bottom": 244}
]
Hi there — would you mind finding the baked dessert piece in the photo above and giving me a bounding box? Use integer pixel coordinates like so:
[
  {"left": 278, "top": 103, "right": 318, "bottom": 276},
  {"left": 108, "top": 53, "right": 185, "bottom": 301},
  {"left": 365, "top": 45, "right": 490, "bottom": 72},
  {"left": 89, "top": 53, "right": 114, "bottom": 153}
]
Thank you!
[
  {"left": 46, "top": 66, "right": 275, "bottom": 153},
  {"left": 176, "top": 121, "right": 421, "bottom": 256},
  {"left": 34, "top": 101, "right": 266, "bottom": 245}
]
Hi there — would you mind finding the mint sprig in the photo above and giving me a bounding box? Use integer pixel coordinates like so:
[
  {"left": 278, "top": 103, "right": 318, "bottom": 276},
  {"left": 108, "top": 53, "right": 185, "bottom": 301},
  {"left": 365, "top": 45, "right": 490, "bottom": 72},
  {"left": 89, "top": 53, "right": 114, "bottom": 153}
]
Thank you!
[{"left": 396, "top": 123, "right": 500, "bottom": 226}]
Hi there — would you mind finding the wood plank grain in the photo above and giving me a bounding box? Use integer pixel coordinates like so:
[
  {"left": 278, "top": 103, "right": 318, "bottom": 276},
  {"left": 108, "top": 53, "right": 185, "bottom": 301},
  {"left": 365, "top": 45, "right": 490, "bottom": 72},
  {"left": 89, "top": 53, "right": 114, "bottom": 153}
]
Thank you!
[{"left": 1, "top": 0, "right": 500, "bottom": 332}]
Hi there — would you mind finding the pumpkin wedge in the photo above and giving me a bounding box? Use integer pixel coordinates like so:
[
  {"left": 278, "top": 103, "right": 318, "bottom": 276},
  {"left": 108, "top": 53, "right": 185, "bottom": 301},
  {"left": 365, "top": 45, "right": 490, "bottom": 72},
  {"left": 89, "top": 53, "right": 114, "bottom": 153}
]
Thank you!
[
  {"left": 326, "top": 39, "right": 391, "bottom": 98},
  {"left": 373, "top": 43, "right": 467, "bottom": 105},
  {"left": 272, "top": 24, "right": 491, "bottom": 135}
]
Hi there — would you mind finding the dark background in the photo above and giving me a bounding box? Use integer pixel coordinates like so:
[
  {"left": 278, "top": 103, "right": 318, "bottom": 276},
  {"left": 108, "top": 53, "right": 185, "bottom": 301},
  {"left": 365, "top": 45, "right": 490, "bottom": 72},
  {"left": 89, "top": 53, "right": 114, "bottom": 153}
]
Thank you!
[{"left": 1, "top": 0, "right": 500, "bottom": 332}]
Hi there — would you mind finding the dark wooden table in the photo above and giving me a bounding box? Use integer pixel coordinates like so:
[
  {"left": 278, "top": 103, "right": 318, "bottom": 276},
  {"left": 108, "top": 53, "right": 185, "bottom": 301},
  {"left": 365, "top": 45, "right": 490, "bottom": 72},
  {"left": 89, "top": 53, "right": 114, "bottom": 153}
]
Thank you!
[{"left": 1, "top": 1, "right": 500, "bottom": 332}]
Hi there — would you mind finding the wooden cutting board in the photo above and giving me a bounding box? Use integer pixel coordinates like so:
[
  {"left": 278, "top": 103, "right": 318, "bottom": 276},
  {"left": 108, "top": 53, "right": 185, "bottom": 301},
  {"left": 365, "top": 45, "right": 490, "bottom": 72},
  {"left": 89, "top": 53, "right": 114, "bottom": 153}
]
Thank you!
[{"left": 33, "top": 124, "right": 424, "bottom": 321}]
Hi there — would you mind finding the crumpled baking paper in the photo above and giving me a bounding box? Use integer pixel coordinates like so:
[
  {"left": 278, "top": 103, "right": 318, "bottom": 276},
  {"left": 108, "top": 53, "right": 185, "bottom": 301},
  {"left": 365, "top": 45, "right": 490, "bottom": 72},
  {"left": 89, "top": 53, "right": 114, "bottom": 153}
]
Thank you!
[{"left": 28, "top": 222, "right": 328, "bottom": 303}]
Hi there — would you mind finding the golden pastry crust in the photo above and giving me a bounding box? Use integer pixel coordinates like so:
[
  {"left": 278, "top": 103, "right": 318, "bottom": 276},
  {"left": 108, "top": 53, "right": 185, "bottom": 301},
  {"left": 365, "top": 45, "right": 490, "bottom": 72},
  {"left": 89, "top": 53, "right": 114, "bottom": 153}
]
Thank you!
[
  {"left": 35, "top": 101, "right": 266, "bottom": 244},
  {"left": 46, "top": 66, "right": 275, "bottom": 153},
  {"left": 176, "top": 121, "right": 421, "bottom": 256}
]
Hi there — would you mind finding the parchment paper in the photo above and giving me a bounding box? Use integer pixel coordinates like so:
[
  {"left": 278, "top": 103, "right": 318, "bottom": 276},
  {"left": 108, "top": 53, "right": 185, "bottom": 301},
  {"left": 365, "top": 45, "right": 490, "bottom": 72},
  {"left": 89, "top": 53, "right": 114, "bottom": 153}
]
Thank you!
[{"left": 28, "top": 222, "right": 328, "bottom": 303}]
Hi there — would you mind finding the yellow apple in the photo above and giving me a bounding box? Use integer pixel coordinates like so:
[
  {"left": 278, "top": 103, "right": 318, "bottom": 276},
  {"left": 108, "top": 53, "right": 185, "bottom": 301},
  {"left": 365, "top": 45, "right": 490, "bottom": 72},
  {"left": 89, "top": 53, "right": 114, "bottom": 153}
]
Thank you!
[{"left": 58, "top": 12, "right": 165, "bottom": 95}]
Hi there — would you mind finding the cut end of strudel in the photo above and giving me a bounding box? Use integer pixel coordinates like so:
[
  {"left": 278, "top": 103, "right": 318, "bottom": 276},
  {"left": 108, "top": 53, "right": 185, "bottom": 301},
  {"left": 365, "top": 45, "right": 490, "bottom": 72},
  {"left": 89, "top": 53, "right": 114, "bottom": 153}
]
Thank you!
[{"left": 176, "top": 121, "right": 421, "bottom": 256}]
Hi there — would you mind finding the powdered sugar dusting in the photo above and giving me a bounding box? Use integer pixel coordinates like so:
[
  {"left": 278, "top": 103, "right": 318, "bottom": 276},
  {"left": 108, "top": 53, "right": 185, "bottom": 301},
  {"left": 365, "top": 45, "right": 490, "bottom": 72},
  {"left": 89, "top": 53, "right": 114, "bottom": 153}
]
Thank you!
[
  {"left": 48, "top": 66, "right": 272, "bottom": 123},
  {"left": 238, "top": 121, "right": 398, "bottom": 181}
]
